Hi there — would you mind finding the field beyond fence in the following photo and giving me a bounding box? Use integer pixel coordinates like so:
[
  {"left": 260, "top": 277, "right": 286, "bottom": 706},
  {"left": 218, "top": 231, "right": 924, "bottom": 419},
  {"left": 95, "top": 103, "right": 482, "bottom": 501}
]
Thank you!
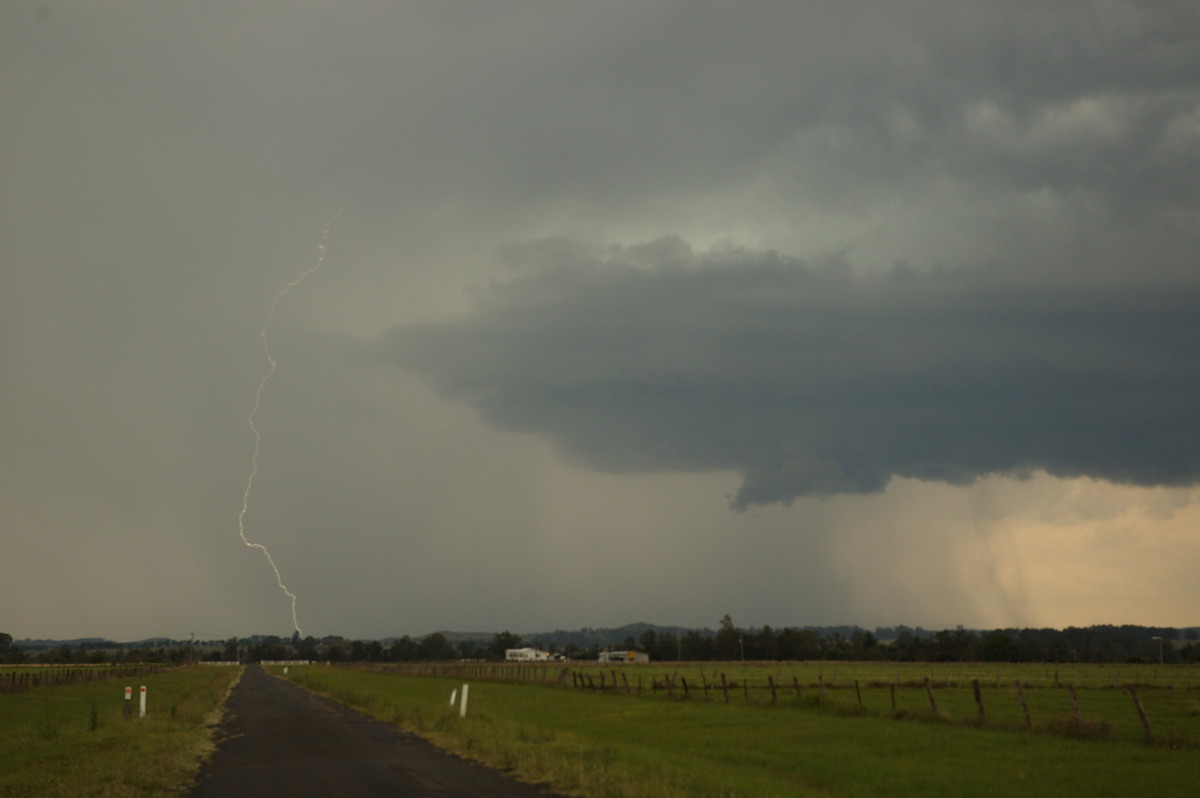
[
  {"left": 277, "top": 661, "right": 1200, "bottom": 798},
  {"left": 0, "top": 664, "right": 170, "bottom": 694},
  {"left": 355, "top": 659, "right": 1200, "bottom": 746}
]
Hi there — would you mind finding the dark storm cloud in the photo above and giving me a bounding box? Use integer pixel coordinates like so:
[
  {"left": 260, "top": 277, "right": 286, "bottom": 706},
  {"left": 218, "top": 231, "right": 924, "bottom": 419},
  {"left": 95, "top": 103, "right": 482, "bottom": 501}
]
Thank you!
[
  {"left": 378, "top": 238, "right": 1200, "bottom": 508},
  {"left": 6, "top": 0, "right": 1200, "bottom": 638}
]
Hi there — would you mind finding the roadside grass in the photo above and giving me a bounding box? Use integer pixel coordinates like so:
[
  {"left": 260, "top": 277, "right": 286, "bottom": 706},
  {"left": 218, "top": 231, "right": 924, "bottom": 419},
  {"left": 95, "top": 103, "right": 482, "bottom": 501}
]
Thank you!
[
  {"left": 277, "top": 664, "right": 1199, "bottom": 798},
  {"left": 0, "top": 665, "right": 242, "bottom": 798}
]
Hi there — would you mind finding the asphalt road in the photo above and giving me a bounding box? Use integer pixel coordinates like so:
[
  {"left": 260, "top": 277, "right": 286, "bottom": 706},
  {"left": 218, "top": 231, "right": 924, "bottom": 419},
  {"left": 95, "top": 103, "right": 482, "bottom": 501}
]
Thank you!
[{"left": 188, "top": 665, "right": 568, "bottom": 798}]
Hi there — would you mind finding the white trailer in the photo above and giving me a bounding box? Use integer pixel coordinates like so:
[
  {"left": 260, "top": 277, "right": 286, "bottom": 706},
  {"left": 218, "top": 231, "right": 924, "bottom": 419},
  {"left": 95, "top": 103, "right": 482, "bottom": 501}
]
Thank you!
[
  {"left": 598, "top": 649, "right": 650, "bottom": 664},
  {"left": 505, "top": 647, "right": 552, "bottom": 662}
]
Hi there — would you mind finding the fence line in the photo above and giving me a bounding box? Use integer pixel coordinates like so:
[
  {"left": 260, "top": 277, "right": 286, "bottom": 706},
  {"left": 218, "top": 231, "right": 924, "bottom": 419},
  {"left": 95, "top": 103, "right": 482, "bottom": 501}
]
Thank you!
[
  {"left": 337, "top": 661, "right": 1194, "bottom": 744},
  {"left": 0, "top": 666, "right": 169, "bottom": 695}
]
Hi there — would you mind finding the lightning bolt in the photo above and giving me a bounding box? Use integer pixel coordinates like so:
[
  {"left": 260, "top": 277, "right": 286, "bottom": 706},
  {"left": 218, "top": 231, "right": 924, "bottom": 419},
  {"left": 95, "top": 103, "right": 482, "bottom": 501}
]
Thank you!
[{"left": 237, "top": 205, "right": 342, "bottom": 637}]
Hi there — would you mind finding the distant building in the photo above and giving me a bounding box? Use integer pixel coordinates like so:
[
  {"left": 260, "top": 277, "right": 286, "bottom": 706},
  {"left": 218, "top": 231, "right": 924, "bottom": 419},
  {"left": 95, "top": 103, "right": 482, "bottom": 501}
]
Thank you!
[
  {"left": 598, "top": 649, "right": 649, "bottom": 664},
  {"left": 505, "top": 647, "right": 552, "bottom": 662}
]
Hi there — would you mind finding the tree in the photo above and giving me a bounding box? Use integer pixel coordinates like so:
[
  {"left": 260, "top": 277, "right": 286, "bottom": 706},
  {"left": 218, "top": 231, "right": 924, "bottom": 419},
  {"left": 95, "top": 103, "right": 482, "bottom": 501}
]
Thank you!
[
  {"left": 656, "top": 631, "right": 680, "bottom": 661},
  {"left": 850, "top": 629, "right": 878, "bottom": 659},
  {"left": 680, "top": 630, "right": 713, "bottom": 660},
  {"left": 295, "top": 636, "right": 319, "bottom": 660},
  {"left": 417, "top": 633, "right": 456, "bottom": 661},
  {"left": 324, "top": 641, "right": 348, "bottom": 662},
  {"left": 488, "top": 631, "right": 523, "bottom": 660},
  {"left": 929, "top": 627, "right": 978, "bottom": 661},
  {"left": 980, "top": 631, "right": 1019, "bottom": 662},
  {"left": 0, "top": 632, "right": 25, "bottom": 664},
  {"left": 389, "top": 636, "right": 418, "bottom": 661},
  {"left": 754, "top": 625, "right": 780, "bottom": 660},
  {"left": 715, "top": 615, "right": 741, "bottom": 660},
  {"left": 638, "top": 629, "right": 660, "bottom": 660},
  {"left": 777, "top": 628, "right": 821, "bottom": 660}
]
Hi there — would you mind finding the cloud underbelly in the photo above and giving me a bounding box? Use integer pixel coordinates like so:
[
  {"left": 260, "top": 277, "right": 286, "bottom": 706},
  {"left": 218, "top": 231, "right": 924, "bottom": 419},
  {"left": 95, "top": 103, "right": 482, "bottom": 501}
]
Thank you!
[{"left": 377, "top": 238, "right": 1200, "bottom": 509}]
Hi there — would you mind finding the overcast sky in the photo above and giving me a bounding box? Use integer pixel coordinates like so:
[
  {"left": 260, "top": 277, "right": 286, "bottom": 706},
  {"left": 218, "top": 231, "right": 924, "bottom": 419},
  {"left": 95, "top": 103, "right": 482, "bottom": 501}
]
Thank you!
[{"left": 4, "top": 1, "right": 1199, "bottom": 642}]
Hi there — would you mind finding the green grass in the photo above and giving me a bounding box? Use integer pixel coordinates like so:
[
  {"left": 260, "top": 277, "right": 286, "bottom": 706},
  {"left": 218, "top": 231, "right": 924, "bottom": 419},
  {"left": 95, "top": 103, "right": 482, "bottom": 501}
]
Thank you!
[
  {"left": 277, "top": 664, "right": 1200, "bottom": 798},
  {"left": 0, "top": 665, "right": 170, "bottom": 693},
  {"left": 558, "top": 660, "right": 1200, "bottom": 691},
  {"left": 0, "top": 665, "right": 242, "bottom": 798},
  {"left": 380, "top": 660, "right": 1200, "bottom": 744}
]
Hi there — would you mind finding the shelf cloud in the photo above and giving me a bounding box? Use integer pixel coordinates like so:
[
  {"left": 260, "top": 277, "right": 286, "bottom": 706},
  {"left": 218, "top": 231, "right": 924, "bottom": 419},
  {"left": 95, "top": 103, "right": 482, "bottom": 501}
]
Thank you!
[{"left": 379, "top": 238, "right": 1200, "bottom": 508}]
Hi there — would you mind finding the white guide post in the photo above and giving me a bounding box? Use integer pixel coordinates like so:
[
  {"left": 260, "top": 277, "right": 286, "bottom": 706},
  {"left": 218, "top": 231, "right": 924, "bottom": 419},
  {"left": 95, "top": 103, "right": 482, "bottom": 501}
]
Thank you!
[
  {"left": 459, "top": 683, "right": 469, "bottom": 717},
  {"left": 139, "top": 685, "right": 147, "bottom": 718},
  {"left": 450, "top": 688, "right": 458, "bottom": 706}
]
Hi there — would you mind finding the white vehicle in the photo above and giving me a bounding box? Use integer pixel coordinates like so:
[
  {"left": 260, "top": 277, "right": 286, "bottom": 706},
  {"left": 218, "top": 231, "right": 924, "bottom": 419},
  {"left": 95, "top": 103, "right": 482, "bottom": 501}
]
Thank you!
[{"left": 505, "top": 647, "right": 551, "bottom": 662}]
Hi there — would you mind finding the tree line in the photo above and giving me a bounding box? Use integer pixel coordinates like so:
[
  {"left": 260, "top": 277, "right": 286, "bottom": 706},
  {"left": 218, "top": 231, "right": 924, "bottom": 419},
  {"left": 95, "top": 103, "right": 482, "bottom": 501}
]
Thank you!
[{"left": 4, "top": 622, "right": 1196, "bottom": 665}]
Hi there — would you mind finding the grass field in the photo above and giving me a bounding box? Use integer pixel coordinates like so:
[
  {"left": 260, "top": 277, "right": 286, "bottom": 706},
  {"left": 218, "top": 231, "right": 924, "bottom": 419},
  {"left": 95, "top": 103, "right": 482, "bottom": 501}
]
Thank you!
[
  {"left": 0, "top": 664, "right": 171, "bottom": 694},
  {"left": 402, "top": 659, "right": 1200, "bottom": 690},
  {"left": 559, "top": 661, "right": 1200, "bottom": 744},
  {"left": 278, "top": 662, "right": 1199, "bottom": 798},
  {"left": 0, "top": 665, "right": 241, "bottom": 798}
]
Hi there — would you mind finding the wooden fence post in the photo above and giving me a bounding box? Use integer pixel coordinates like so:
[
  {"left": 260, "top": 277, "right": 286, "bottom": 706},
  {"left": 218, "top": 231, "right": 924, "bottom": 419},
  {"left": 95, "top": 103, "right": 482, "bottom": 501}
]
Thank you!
[
  {"left": 768, "top": 676, "right": 777, "bottom": 705},
  {"left": 854, "top": 679, "right": 862, "bottom": 708},
  {"left": 972, "top": 679, "right": 985, "bottom": 721},
  {"left": 924, "top": 676, "right": 938, "bottom": 715},
  {"left": 1068, "top": 684, "right": 1082, "bottom": 722},
  {"left": 1127, "top": 686, "right": 1153, "bottom": 739},
  {"left": 1014, "top": 681, "right": 1032, "bottom": 729},
  {"left": 720, "top": 673, "right": 729, "bottom": 704}
]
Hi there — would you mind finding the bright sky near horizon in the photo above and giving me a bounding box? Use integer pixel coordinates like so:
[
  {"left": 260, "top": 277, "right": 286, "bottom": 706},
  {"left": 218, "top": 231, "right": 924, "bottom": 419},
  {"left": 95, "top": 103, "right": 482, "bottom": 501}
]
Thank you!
[{"left": 3, "top": 1, "right": 1198, "bottom": 641}]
